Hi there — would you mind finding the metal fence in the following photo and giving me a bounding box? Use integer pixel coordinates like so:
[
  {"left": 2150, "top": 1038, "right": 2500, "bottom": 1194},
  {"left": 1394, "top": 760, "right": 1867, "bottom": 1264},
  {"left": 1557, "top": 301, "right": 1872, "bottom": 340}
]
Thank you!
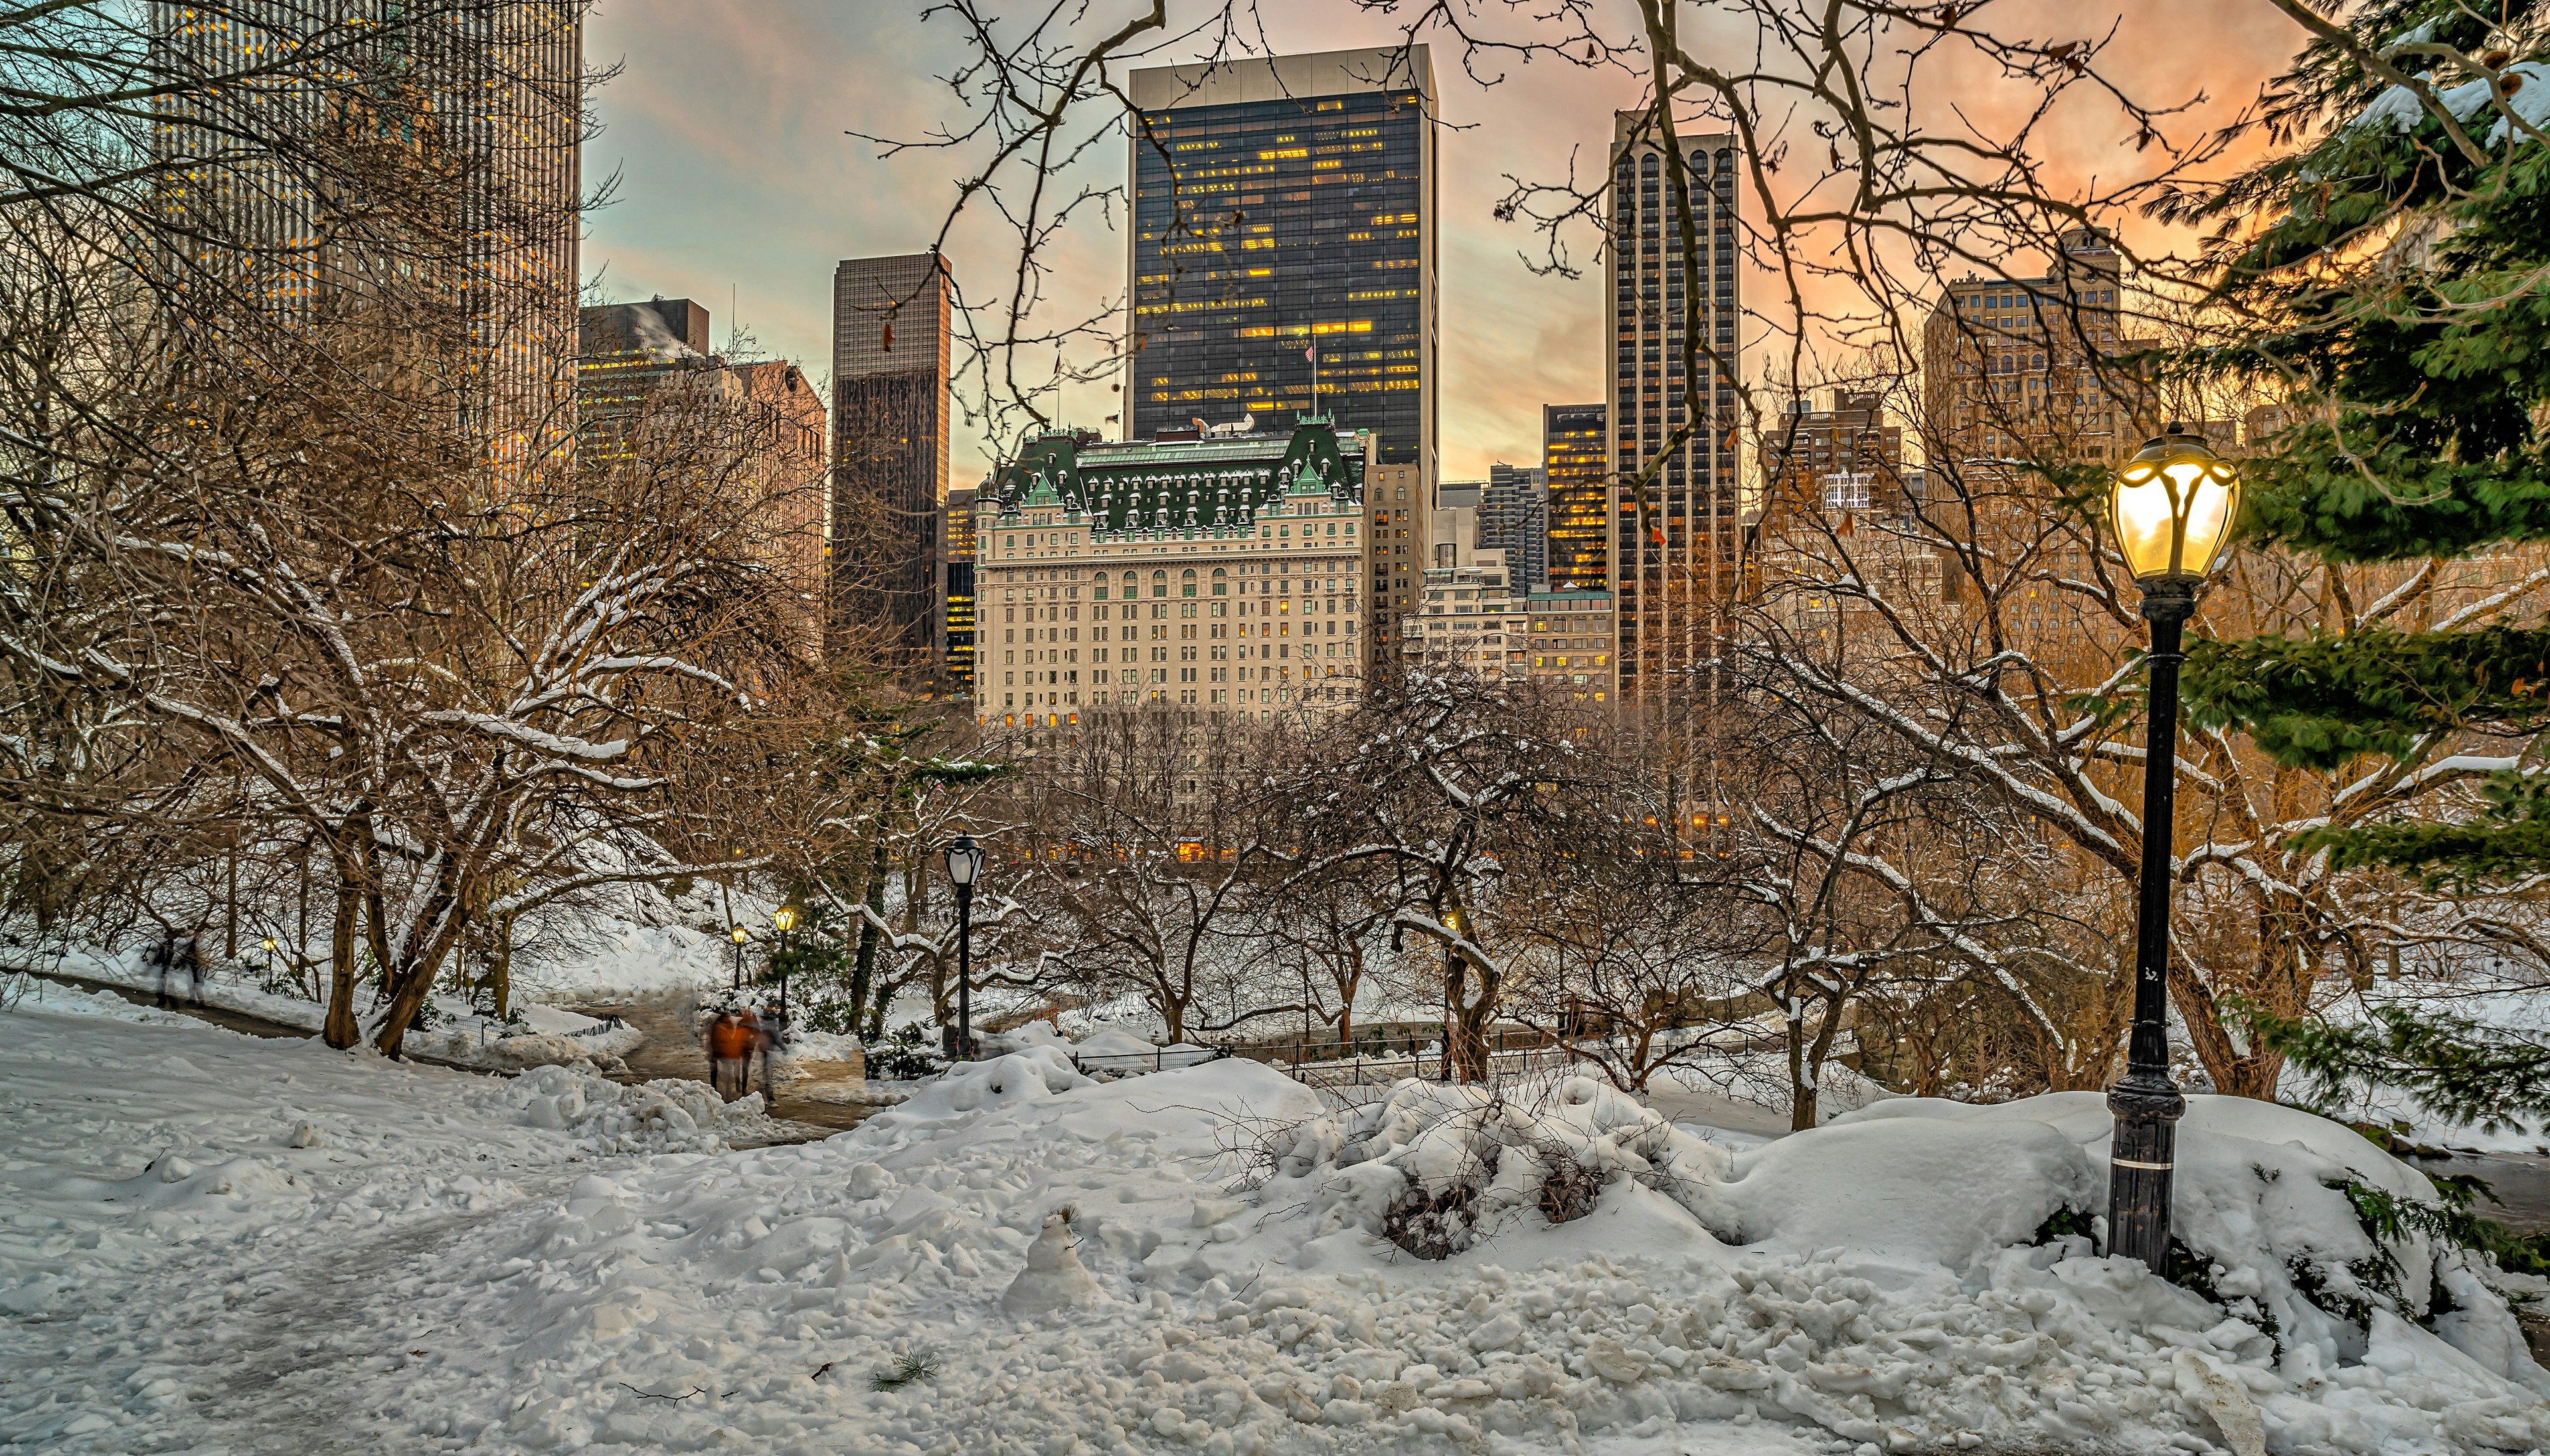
[
  {"left": 1268, "top": 1044, "right": 1578, "bottom": 1093},
  {"left": 1064, "top": 1032, "right": 1578, "bottom": 1088},
  {"left": 1068, "top": 1047, "right": 1232, "bottom": 1078}
]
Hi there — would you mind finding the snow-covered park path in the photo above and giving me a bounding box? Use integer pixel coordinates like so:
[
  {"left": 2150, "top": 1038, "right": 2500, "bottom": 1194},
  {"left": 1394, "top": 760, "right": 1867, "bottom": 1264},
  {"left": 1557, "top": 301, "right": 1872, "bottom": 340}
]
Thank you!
[
  {"left": 7, "top": 977, "right": 2548, "bottom": 1455},
  {"left": 0, "top": 982, "right": 789, "bottom": 1453}
]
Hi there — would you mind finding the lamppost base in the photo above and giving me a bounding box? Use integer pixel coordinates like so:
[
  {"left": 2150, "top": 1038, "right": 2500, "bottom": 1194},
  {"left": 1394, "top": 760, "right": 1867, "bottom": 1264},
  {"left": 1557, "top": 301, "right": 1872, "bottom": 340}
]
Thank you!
[{"left": 2105, "top": 1074, "right": 2185, "bottom": 1275}]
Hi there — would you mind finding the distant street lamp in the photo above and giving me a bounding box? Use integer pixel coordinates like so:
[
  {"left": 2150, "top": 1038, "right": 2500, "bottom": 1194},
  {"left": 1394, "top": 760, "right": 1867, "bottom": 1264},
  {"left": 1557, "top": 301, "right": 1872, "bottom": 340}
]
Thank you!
[
  {"left": 260, "top": 935, "right": 277, "bottom": 985},
  {"left": 2104, "top": 425, "right": 2241, "bottom": 1275},
  {"left": 771, "top": 905, "right": 798, "bottom": 1014},
  {"left": 729, "top": 924, "right": 750, "bottom": 991},
  {"left": 944, "top": 834, "right": 986, "bottom": 1060}
]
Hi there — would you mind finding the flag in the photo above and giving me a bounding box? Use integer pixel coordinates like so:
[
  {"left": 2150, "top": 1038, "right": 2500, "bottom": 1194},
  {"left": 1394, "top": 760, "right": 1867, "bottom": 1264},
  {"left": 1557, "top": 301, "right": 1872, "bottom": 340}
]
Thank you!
[
  {"left": 1104, "top": 413, "right": 1120, "bottom": 425},
  {"left": 1305, "top": 343, "right": 1318, "bottom": 364}
]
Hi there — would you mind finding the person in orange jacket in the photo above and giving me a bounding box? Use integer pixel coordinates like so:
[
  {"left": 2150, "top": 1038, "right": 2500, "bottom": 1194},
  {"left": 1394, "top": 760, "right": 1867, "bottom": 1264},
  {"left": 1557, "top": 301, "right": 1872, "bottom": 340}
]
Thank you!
[{"left": 707, "top": 1010, "right": 754, "bottom": 1101}]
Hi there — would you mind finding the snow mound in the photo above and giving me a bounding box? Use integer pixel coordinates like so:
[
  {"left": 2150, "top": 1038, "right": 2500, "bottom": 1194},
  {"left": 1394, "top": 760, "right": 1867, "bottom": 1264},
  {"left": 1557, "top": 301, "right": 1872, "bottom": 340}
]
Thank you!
[
  {"left": 406, "top": 1003, "right": 643, "bottom": 1072},
  {"left": 473, "top": 1062, "right": 786, "bottom": 1154},
  {"left": 2, "top": 977, "right": 199, "bottom": 1028},
  {"left": 975, "top": 1018, "right": 1073, "bottom": 1055},
  {"left": 1267, "top": 1074, "right": 1734, "bottom": 1256},
  {"left": 1841, "top": 1092, "right": 2550, "bottom": 1388},
  {"left": 859, "top": 1046, "right": 1093, "bottom": 1133},
  {"left": 1694, "top": 1114, "right": 2099, "bottom": 1268}
]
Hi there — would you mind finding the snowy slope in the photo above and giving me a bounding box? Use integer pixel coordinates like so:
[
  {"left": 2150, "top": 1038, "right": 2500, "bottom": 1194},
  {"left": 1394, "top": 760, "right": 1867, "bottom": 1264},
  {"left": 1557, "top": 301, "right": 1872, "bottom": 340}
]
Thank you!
[
  {"left": 0, "top": 981, "right": 784, "bottom": 1451},
  {"left": 7, "top": 985, "right": 2549, "bottom": 1455}
]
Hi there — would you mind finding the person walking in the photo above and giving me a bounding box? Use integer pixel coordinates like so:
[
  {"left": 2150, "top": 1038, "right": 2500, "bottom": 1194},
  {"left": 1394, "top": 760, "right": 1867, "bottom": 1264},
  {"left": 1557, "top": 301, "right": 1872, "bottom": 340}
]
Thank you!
[
  {"left": 177, "top": 934, "right": 205, "bottom": 1006},
  {"left": 736, "top": 1006, "right": 766, "bottom": 1102},
  {"left": 707, "top": 1011, "right": 752, "bottom": 1101},
  {"left": 756, "top": 1003, "right": 788, "bottom": 1112}
]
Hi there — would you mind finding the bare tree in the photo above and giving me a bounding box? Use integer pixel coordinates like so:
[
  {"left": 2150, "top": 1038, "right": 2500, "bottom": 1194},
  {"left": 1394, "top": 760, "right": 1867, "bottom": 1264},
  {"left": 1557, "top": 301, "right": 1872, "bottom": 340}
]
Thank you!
[
  {"left": 1277, "top": 672, "right": 1596, "bottom": 1081},
  {"left": 1006, "top": 708, "right": 1290, "bottom": 1042}
]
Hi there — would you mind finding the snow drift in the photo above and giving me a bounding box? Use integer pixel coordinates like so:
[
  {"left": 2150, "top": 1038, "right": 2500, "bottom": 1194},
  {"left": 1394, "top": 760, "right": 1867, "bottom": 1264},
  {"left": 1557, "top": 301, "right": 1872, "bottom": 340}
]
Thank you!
[
  {"left": 375, "top": 1062, "right": 2550, "bottom": 1455},
  {"left": 17, "top": 979, "right": 2549, "bottom": 1456},
  {"left": 475, "top": 1061, "right": 790, "bottom": 1155}
]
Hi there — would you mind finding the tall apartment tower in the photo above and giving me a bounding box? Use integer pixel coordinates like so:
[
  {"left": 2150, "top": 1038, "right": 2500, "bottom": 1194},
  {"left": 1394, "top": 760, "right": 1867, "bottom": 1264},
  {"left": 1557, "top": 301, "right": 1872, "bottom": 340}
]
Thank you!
[
  {"left": 1543, "top": 403, "right": 1607, "bottom": 594},
  {"left": 1126, "top": 44, "right": 1440, "bottom": 630},
  {"left": 831, "top": 253, "right": 953, "bottom": 673},
  {"left": 1482, "top": 463, "right": 1549, "bottom": 594},
  {"left": 576, "top": 299, "right": 829, "bottom": 657},
  {"left": 1920, "top": 228, "right": 2153, "bottom": 465},
  {"left": 1606, "top": 116, "right": 1742, "bottom": 706},
  {"left": 155, "top": 1, "right": 582, "bottom": 471}
]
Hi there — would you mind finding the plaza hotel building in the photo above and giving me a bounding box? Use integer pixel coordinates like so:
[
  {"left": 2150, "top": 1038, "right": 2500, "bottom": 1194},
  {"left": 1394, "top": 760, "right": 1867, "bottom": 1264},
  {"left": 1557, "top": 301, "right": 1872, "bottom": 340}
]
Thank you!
[{"left": 976, "top": 418, "right": 1378, "bottom": 728}]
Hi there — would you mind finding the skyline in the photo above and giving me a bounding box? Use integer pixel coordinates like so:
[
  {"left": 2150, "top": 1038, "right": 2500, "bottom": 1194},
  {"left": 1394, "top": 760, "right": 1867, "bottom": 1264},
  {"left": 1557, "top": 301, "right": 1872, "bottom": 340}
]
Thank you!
[{"left": 580, "top": 1, "right": 2302, "bottom": 485}]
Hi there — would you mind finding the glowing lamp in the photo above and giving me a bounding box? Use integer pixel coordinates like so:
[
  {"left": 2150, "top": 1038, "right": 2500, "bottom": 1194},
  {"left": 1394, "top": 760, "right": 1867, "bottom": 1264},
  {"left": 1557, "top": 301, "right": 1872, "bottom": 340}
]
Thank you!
[
  {"left": 945, "top": 834, "right": 985, "bottom": 888},
  {"left": 2110, "top": 428, "right": 2241, "bottom": 584}
]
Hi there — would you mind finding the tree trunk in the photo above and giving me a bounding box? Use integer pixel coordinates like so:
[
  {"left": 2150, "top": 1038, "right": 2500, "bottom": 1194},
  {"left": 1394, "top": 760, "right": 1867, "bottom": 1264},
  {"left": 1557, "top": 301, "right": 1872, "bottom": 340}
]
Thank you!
[
  {"left": 491, "top": 909, "right": 513, "bottom": 1021},
  {"left": 1782, "top": 979, "right": 1817, "bottom": 1131},
  {"left": 1161, "top": 991, "right": 1186, "bottom": 1046},
  {"left": 322, "top": 868, "right": 360, "bottom": 1049},
  {"left": 1794, "top": 993, "right": 1848, "bottom": 1132},
  {"left": 852, "top": 837, "right": 885, "bottom": 1036},
  {"left": 374, "top": 968, "right": 428, "bottom": 1058},
  {"left": 1446, "top": 957, "right": 1498, "bottom": 1082},
  {"left": 374, "top": 912, "right": 469, "bottom": 1060},
  {"left": 2169, "top": 959, "right": 2288, "bottom": 1098}
]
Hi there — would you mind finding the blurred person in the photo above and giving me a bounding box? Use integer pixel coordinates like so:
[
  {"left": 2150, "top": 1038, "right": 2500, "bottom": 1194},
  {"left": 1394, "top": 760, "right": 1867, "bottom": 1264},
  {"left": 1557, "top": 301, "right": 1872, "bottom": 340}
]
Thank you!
[{"left": 707, "top": 1009, "right": 753, "bottom": 1101}]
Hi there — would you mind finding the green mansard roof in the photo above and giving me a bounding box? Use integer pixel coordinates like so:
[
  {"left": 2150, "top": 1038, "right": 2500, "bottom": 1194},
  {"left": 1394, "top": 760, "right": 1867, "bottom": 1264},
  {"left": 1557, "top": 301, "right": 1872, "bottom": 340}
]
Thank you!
[{"left": 991, "top": 417, "right": 1371, "bottom": 532}]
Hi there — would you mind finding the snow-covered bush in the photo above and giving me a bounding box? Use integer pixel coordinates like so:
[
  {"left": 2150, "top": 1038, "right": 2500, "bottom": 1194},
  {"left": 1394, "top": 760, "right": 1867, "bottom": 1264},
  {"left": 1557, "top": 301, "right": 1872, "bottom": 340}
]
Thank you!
[
  {"left": 472, "top": 1063, "right": 785, "bottom": 1154},
  {"left": 1264, "top": 1075, "right": 1733, "bottom": 1258},
  {"left": 866, "top": 1021, "right": 947, "bottom": 1081}
]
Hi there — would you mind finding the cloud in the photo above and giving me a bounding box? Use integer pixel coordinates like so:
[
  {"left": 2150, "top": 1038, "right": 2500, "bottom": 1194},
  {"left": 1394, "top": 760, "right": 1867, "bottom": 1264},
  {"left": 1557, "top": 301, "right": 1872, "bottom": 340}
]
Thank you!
[{"left": 581, "top": 1, "right": 2305, "bottom": 482}]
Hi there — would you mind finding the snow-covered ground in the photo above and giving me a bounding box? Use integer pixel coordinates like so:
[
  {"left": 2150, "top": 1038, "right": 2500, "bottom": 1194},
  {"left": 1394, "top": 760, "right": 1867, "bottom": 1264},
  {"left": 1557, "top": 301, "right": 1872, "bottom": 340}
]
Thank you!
[
  {"left": 7, "top": 979, "right": 2548, "bottom": 1455},
  {"left": 17, "top": 942, "right": 647, "bottom": 1072}
]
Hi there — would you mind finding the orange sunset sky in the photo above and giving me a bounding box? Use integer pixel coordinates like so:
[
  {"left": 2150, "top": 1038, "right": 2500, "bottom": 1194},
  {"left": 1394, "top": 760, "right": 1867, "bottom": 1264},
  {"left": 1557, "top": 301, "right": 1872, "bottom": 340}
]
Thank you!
[{"left": 580, "top": 1, "right": 2315, "bottom": 484}]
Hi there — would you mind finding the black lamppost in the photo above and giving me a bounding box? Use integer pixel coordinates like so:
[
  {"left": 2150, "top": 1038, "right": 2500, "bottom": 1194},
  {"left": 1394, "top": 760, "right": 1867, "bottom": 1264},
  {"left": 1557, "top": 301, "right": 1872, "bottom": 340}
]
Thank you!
[
  {"left": 729, "top": 924, "right": 749, "bottom": 991},
  {"left": 2104, "top": 426, "right": 2242, "bottom": 1273},
  {"left": 944, "top": 834, "right": 985, "bottom": 1060},
  {"left": 770, "top": 905, "right": 798, "bottom": 1014}
]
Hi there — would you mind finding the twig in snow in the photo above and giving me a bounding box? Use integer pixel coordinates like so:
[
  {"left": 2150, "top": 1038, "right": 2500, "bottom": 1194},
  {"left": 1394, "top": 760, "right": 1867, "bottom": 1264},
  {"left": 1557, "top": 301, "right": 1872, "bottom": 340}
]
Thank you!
[{"left": 616, "top": 1383, "right": 706, "bottom": 1401}]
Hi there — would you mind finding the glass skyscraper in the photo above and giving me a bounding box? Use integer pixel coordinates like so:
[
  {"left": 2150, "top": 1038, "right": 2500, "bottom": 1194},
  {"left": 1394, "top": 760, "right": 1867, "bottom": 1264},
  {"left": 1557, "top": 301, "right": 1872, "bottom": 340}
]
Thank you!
[
  {"left": 1126, "top": 47, "right": 1437, "bottom": 500},
  {"left": 831, "top": 253, "right": 952, "bottom": 675},
  {"left": 1543, "top": 402, "right": 1607, "bottom": 592}
]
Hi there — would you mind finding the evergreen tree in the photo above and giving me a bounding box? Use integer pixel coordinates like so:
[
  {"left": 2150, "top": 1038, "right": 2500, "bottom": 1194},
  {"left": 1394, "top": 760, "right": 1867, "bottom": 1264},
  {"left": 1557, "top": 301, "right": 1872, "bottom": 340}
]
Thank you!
[
  {"left": 2177, "top": 1, "right": 2550, "bottom": 881},
  {"left": 2173, "top": 3, "right": 2549, "bottom": 1113}
]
